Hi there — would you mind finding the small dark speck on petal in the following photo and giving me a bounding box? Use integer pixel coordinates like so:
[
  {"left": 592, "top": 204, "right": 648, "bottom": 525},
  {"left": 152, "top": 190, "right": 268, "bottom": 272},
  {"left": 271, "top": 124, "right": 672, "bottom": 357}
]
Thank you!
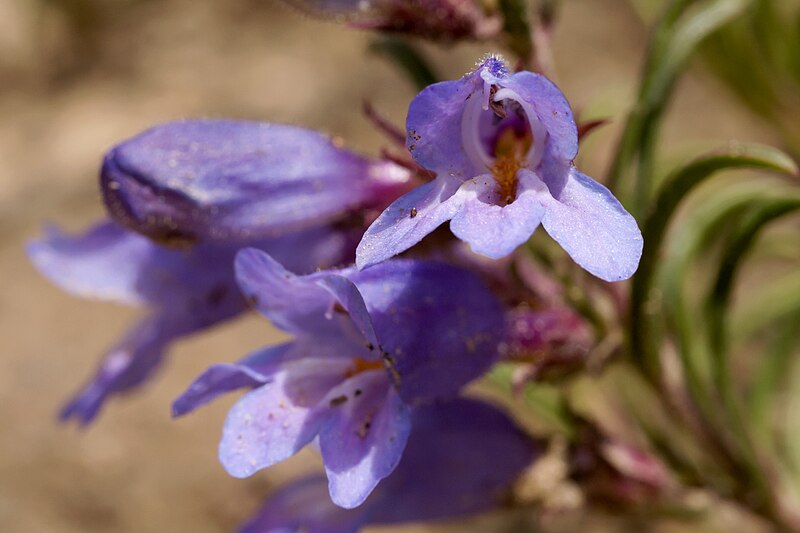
[
  {"left": 410, "top": 208, "right": 417, "bottom": 218},
  {"left": 329, "top": 395, "right": 348, "bottom": 407}
]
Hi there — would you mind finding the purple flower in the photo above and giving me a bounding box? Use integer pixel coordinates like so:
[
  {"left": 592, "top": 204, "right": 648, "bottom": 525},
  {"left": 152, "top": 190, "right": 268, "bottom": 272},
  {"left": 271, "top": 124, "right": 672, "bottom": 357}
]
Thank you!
[
  {"left": 173, "top": 251, "right": 504, "bottom": 508},
  {"left": 28, "top": 221, "right": 355, "bottom": 425},
  {"left": 357, "top": 56, "right": 643, "bottom": 282},
  {"left": 102, "top": 120, "right": 410, "bottom": 245},
  {"left": 29, "top": 119, "right": 412, "bottom": 424},
  {"left": 237, "top": 398, "right": 539, "bottom": 533}
]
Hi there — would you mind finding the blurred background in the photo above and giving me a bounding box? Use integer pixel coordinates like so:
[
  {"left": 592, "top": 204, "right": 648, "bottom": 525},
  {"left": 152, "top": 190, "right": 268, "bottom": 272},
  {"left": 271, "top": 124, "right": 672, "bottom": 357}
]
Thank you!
[{"left": 0, "top": 0, "right": 783, "bottom": 531}]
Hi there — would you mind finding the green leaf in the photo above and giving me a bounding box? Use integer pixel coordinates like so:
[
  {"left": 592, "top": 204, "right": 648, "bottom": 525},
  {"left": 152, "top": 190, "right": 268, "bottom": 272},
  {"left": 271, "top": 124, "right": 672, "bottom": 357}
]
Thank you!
[
  {"left": 747, "top": 308, "right": 800, "bottom": 448},
  {"left": 608, "top": 0, "right": 753, "bottom": 215},
  {"left": 630, "top": 144, "right": 798, "bottom": 381},
  {"left": 732, "top": 270, "right": 800, "bottom": 344},
  {"left": 487, "top": 363, "right": 577, "bottom": 438},
  {"left": 498, "top": 0, "right": 533, "bottom": 63},
  {"left": 705, "top": 197, "right": 800, "bottom": 397},
  {"left": 660, "top": 192, "right": 800, "bottom": 503},
  {"left": 368, "top": 37, "right": 439, "bottom": 91}
]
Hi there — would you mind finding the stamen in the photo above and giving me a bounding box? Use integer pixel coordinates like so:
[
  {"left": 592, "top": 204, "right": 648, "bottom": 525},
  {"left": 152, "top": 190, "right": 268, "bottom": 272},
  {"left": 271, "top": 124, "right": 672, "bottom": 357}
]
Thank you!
[
  {"left": 344, "top": 357, "right": 384, "bottom": 378},
  {"left": 491, "top": 154, "right": 521, "bottom": 205},
  {"left": 489, "top": 121, "right": 531, "bottom": 204}
]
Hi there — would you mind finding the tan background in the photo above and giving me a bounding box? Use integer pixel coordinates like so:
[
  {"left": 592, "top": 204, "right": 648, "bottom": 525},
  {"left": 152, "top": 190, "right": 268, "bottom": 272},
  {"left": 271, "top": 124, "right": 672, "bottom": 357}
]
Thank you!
[{"left": 0, "top": 0, "right": 778, "bottom": 531}]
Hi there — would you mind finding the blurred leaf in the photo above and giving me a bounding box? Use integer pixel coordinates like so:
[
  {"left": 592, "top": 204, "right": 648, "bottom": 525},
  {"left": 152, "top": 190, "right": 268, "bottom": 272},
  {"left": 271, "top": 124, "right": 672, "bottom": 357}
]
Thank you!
[
  {"left": 732, "top": 270, "right": 800, "bottom": 343},
  {"left": 498, "top": 0, "right": 533, "bottom": 63},
  {"left": 608, "top": 0, "right": 752, "bottom": 215},
  {"left": 488, "top": 363, "right": 577, "bottom": 438},
  {"left": 660, "top": 192, "right": 800, "bottom": 503},
  {"left": 705, "top": 197, "right": 800, "bottom": 395},
  {"left": 699, "top": 1, "right": 800, "bottom": 154},
  {"left": 659, "top": 184, "right": 772, "bottom": 416},
  {"left": 630, "top": 144, "right": 798, "bottom": 380},
  {"left": 369, "top": 37, "right": 439, "bottom": 91},
  {"left": 747, "top": 308, "right": 800, "bottom": 448}
]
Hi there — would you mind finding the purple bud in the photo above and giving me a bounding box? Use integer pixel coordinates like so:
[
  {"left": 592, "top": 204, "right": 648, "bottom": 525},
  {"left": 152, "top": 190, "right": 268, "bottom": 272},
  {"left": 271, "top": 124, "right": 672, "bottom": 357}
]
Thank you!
[
  {"left": 281, "top": 0, "right": 501, "bottom": 41},
  {"left": 102, "top": 120, "right": 410, "bottom": 245},
  {"left": 504, "top": 307, "right": 592, "bottom": 384}
]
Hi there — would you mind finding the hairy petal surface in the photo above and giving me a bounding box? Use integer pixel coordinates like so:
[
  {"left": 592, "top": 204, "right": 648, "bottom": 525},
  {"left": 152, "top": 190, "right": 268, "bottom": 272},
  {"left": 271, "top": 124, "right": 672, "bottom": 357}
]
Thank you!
[
  {"left": 448, "top": 173, "right": 546, "bottom": 259},
  {"left": 219, "top": 357, "right": 354, "bottom": 478},
  {"left": 530, "top": 168, "right": 643, "bottom": 281},
  {"left": 319, "top": 372, "right": 412, "bottom": 509},
  {"left": 356, "top": 175, "right": 463, "bottom": 270}
]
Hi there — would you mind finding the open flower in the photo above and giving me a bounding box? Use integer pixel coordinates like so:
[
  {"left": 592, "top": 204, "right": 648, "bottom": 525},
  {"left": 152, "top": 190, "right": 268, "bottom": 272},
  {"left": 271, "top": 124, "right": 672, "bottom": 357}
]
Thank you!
[
  {"left": 29, "top": 119, "right": 407, "bottom": 424},
  {"left": 238, "top": 398, "right": 539, "bottom": 533},
  {"left": 357, "top": 56, "right": 643, "bottom": 282},
  {"left": 173, "top": 251, "right": 503, "bottom": 508},
  {"left": 28, "top": 221, "right": 353, "bottom": 424}
]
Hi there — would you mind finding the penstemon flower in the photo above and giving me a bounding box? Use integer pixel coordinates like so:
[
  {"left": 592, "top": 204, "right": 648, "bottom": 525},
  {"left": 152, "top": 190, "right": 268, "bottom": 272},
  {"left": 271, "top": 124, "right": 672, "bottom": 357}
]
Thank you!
[
  {"left": 238, "top": 398, "right": 539, "bottom": 533},
  {"left": 29, "top": 119, "right": 409, "bottom": 424},
  {"left": 173, "top": 250, "right": 504, "bottom": 508},
  {"left": 357, "top": 56, "right": 643, "bottom": 282},
  {"left": 28, "top": 221, "right": 353, "bottom": 424}
]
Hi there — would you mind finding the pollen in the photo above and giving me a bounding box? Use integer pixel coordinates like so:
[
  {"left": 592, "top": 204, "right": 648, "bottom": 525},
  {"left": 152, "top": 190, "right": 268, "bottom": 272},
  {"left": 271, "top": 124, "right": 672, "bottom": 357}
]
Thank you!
[
  {"left": 490, "top": 126, "right": 532, "bottom": 205},
  {"left": 491, "top": 155, "right": 521, "bottom": 205},
  {"left": 344, "top": 357, "right": 384, "bottom": 378}
]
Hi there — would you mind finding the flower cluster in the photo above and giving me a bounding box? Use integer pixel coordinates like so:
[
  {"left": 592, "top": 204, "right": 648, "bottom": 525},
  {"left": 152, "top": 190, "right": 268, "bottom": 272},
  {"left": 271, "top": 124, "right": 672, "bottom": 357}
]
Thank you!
[{"left": 31, "top": 55, "right": 643, "bottom": 530}]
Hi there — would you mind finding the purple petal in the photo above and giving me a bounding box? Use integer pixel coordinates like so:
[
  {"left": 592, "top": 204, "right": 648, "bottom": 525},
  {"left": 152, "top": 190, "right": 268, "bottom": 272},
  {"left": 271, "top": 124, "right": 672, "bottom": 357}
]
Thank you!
[
  {"left": 235, "top": 248, "right": 346, "bottom": 334},
  {"left": 369, "top": 398, "right": 538, "bottom": 523},
  {"left": 243, "top": 398, "right": 538, "bottom": 532},
  {"left": 533, "top": 167, "right": 643, "bottom": 282},
  {"left": 350, "top": 260, "right": 504, "bottom": 402},
  {"left": 448, "top": 173, "right": 546, "bottom": 259},
  {"left": 405, "top": 74, "right": 483, "bottom": 178},
  {"left": 258, "top": 224, "right": 359, "bottom": 276},
  {"left": 238, "top": 476, "right": 365, "bottom": 533},
  {"left": 219, "top": 357, "right": 352, "bottom": 478},
  {"left": 356, "top": 175, "right": 463, "bottom": 269},
  {"left": 102, "top": 120, "right": 408, "bottom": 243},
  {"left": 27, "top": 221, "right": 155, "bottom": 306},
  {"left": 29, "top": 220, "right": 355, "bottom": 313},
  {"left": 60, "top": 313, "right": 200, "bottom": 425},
  {"left": 172, "top": 343, "right": 295, "bottom": 417},
  {"left": 174, "top": 335, "right": 373, "bottom": 417},
  {"left": 500, "top": 71, "right": 578, "bottom": 161},
  {"left": 318, "top": 371, "right": 412, "bottom": 509},
  {"left": 32, "top": 219, "right": 357, "bottom": 425},
  {"left": 235, "top": 249, "right": 378, "bottom": 350},
  {"left": 28, "top": 219, "right": 244, "bottom": 318}
]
